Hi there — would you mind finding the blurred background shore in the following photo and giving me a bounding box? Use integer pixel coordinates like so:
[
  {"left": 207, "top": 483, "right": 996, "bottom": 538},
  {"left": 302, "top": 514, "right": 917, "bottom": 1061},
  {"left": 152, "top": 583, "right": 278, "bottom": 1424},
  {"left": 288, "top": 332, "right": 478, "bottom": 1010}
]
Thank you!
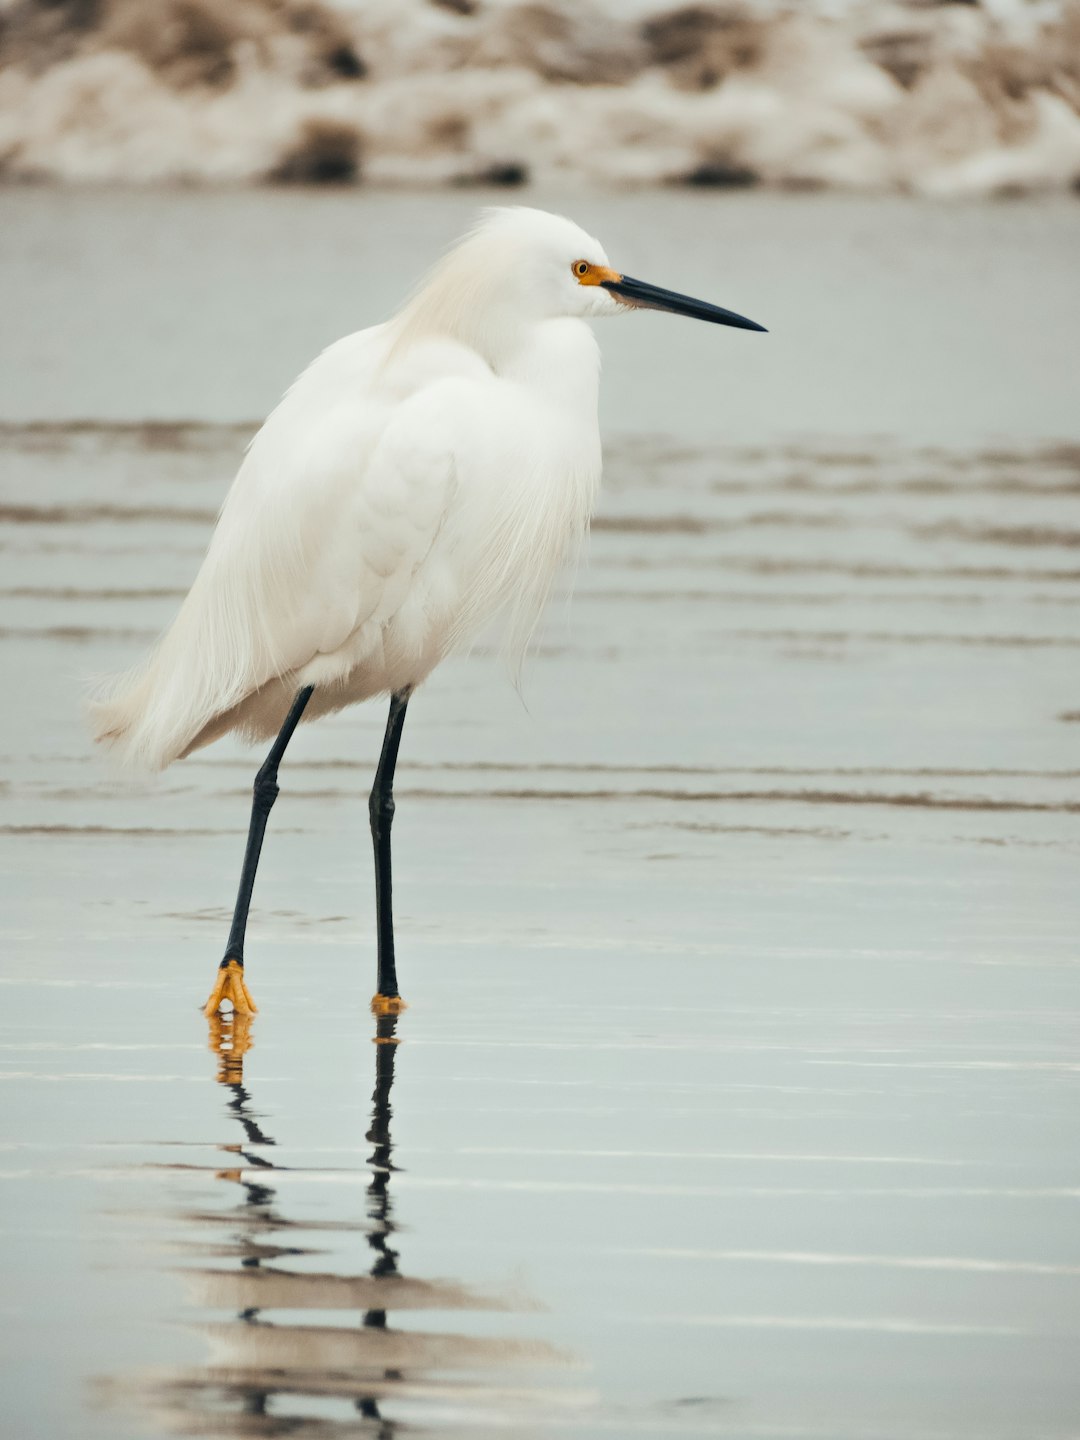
[{"left": 2, "top": 0, "right": 1080, "bottom": 195}]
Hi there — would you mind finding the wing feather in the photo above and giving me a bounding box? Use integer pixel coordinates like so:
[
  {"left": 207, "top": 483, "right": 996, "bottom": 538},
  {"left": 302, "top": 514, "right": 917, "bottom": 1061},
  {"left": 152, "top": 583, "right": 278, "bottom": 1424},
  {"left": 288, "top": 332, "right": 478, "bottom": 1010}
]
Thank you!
[{"left": 88, "top": 329, "right": 468, "bottom": 769}]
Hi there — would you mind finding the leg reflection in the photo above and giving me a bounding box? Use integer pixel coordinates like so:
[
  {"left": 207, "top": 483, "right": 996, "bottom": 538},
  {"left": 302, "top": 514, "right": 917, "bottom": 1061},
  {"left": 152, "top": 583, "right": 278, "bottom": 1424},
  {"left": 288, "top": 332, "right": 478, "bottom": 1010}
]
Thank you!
[
  {"left": 364, "top": 1013, "right": 401, "bottom": 1314},
  {"left": 207, "top": 1010, "right": 278, "bottom": 1419},
  {"left": 356, "top": 1013, "right": 402, "bottom": 1422},
  {"left": 203, "top": 1007, "right": 410, "bottom": 1432},
  {"left": 104, "top": 1005, "right": 566, "bottom": 1434}
]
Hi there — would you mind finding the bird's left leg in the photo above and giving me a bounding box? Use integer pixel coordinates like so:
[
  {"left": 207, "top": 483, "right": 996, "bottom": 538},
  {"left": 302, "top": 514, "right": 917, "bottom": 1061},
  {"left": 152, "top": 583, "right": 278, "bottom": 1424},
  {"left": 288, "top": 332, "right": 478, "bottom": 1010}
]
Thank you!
[
  {"left": 370, "top": 690, "right": 410, "bottom": 1016},
  {"left": 204, "top": 685, "right": 314, "bottom": 1017}
]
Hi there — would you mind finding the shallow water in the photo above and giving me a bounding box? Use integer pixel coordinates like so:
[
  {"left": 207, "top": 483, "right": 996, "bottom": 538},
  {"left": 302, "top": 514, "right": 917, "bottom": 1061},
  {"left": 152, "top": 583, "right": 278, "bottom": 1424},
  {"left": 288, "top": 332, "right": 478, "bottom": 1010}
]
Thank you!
[
  {"left": 1, "top": 192, "right": 1080, "bottom": 1438},
  {"left": 2, "top": 188, "right": 1080, "bottom": 442}
]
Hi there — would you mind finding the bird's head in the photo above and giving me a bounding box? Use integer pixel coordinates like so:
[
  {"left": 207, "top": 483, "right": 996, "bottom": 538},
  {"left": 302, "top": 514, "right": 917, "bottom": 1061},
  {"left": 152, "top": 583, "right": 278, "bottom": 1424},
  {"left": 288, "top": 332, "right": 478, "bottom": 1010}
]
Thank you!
[
  {"left": 481, "top": 206, "right": 767, "bottom": 333},
  {"left": 392, "top": 207, "right": 765, "bottom": 367}
]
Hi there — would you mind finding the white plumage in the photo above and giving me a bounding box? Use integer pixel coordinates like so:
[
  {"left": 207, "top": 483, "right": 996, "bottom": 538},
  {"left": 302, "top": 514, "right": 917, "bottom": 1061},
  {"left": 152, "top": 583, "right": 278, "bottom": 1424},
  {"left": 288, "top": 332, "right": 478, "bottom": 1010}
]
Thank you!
[
  {"left": 90, "top": 207, "right": 618, "bottom": 771},
  {"left": 86, "top": 204, "right": 765, "bottom": 1014}
]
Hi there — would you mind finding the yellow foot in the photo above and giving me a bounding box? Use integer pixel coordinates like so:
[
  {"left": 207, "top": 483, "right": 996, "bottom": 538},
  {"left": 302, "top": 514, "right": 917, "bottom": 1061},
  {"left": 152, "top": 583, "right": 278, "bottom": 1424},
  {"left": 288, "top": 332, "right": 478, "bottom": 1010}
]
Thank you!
[
  {"left": 371, "top": 992, "right": 407, "bottom": 1017},
  {"left": 203, "top": 960, "right": 258, "bottom": 1018}
]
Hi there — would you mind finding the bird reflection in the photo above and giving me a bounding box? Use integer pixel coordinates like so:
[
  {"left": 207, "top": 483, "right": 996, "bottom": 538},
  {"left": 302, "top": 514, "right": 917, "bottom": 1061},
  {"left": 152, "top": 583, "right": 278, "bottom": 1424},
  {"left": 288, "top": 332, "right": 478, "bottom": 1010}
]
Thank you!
[
  {"left": 208, "top": 1011, "right": 278, "bottom": 1221},
  {"left": 361, "top": 1014, "right": 400, "bottom": 1333},
  {"left": 357, "top": 1014, "right": 403, "bottom": 1425},
  {"left": 205, "top": 1008, "right": 408, "bottom": 1429},
  {"left": 107, "top": 1006, "right": 570, "bottom": 1435}
]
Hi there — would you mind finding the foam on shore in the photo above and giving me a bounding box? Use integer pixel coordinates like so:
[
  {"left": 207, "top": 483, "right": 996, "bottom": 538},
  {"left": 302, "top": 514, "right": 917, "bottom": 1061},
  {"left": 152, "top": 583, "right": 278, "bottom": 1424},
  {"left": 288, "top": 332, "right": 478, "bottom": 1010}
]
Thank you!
[{"left": 1, "top": 0, "right": 1079, "bottom": 193}]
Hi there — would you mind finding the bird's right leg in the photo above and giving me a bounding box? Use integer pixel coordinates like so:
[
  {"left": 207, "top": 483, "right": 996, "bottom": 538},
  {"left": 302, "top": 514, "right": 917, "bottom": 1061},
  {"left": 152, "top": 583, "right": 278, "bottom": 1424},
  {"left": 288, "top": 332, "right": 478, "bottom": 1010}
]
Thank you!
[{"left": 203, "top": 685, "right": 314, "bottom": 1017}]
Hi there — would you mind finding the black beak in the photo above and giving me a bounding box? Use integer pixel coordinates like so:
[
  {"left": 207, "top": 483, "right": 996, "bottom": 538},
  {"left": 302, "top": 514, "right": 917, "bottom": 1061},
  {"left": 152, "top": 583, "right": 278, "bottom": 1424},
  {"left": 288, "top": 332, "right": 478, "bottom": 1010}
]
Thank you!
[{"left": 601, "top": 274, "right": 766, "bottom": 333}]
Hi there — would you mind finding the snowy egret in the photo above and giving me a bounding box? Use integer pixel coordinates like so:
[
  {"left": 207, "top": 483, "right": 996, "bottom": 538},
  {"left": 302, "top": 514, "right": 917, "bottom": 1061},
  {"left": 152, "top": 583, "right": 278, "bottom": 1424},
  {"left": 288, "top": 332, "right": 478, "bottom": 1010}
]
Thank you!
[{"left": 90, "top": 207, "right": 765, "bottom": 1017}]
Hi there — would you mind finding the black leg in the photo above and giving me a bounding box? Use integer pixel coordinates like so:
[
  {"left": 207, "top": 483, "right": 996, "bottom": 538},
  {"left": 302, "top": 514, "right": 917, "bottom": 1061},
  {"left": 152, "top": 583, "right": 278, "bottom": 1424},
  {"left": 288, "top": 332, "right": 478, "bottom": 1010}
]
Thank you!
[
  {"left": 370, "top": 691, "right": 409, "bottom": 1004},
  {"left": 221, "top": 685, "right": 314, "bottom": 967}
]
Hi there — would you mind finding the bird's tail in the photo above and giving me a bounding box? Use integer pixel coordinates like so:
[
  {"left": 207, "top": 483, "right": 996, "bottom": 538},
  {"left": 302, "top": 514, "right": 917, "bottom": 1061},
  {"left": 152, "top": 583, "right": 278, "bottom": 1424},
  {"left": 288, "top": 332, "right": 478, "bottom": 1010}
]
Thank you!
[
  {"left": 87, "top": 641, "right": 206, "bottom": 774},
  {"left": 87, "top": 665, "right": 155, "bottom": 771},
  {"left": 87, "top": 554, "right": 276, "bottom": 772}
]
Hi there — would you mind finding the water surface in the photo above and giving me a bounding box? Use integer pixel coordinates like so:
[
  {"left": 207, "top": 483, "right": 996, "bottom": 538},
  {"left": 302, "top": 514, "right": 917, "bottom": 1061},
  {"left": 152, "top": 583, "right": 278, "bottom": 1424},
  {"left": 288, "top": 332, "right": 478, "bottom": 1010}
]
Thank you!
[{"left": 1, "top": 192, "right": 1079, "bottom": 1438}]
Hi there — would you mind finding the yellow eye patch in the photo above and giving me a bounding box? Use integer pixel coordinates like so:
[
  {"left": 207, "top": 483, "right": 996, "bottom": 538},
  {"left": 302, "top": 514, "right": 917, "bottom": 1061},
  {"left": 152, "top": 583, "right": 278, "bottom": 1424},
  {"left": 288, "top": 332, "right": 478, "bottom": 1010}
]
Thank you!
[{"left": 572, "top": 261, "right": 621, "bottom": 287}]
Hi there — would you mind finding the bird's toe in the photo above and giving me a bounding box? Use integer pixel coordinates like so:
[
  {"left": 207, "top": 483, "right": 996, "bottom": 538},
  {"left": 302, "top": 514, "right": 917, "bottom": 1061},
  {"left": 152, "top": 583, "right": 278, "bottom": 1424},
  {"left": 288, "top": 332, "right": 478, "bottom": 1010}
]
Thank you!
[
  {"left": 203, "top": 959, "right": 258, "bottom": 1018},
  {"left": 370, "top": 992, "right": 408, "bottom": 1017}
]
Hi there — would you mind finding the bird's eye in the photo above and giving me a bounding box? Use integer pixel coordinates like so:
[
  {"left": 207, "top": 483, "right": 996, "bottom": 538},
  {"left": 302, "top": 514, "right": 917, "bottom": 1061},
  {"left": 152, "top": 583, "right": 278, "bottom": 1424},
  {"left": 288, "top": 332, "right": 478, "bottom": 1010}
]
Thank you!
[{"left": 574, "top": 261, "right": 589, "bottom": 278}]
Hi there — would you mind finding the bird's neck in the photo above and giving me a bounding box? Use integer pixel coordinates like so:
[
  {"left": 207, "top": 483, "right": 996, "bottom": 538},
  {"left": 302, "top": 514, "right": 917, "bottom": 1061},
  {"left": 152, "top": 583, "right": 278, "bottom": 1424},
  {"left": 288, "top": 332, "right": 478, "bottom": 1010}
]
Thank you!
[
  {"left": 498, "top": 318, "right": 601, "bottom": 419},
  {"left": 391, "top": 276, "right": 600, "bottom": 410},
  {"left": 389, "top": 300, "right": 600, "bottom": 423}
]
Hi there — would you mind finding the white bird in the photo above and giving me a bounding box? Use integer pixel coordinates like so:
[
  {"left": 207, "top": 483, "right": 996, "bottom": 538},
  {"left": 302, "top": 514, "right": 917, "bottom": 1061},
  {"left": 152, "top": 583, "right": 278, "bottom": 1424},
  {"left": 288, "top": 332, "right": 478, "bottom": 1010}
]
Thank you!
[{"left": 89, "top": 206, "right": 765, "bottom": 1018}]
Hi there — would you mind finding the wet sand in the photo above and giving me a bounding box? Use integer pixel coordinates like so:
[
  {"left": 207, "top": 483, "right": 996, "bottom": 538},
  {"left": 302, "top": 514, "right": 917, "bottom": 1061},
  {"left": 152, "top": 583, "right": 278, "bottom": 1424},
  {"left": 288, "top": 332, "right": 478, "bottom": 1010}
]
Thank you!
[{"left": 1, "top": 192, "right": 1079, "bottom": 1438}]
